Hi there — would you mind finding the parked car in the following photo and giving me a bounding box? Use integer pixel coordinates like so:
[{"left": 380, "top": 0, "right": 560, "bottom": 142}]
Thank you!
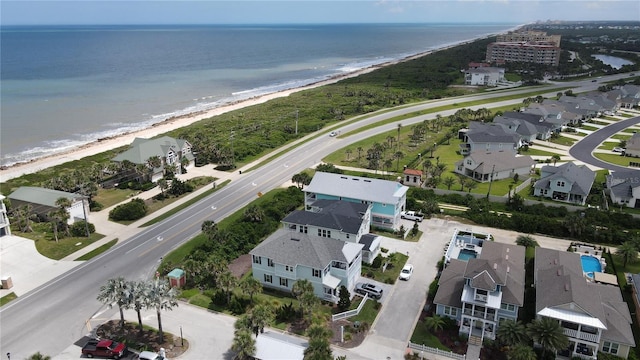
[
  {"left": 401, "top": 211, "right": 423, "bottom": 222},
  {"left": 81, "top": 339, "right": 127, "bottom": 359},
  {"left": 613, "top": 147, "right": 625, "bottom": 153},
  {"left": 399, "top": 264, "right": 414, "bottom": 281},
  {"left": 355, "top": 282, "right": 383, "bottom": 299},
  {"left": 138, "top": 351, "right": 164, "bottom": 360}
]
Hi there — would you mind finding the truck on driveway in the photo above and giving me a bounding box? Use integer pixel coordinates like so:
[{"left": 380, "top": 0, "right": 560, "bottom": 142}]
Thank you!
[
  {"left": 400, "top": 210, "right": 423, "bottom": 222},
  {"left": 81, "top": 338, "right": 127, "bottom": 359}
]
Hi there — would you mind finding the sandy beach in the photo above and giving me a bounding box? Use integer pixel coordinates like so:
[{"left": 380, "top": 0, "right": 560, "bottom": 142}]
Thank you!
[{"left": 0, "top": 28, "right": 514, "bottom": 183}]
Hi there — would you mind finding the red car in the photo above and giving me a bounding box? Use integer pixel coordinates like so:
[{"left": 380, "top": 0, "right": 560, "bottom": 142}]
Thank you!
[{"left": 81, "top": 339, "right": 127, "bottom": 359}]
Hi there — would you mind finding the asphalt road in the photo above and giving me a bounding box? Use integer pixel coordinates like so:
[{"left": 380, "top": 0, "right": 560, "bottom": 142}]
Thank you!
[
  {"left": 0, "top": 74, "right": 631, "bottom": 359},
  {"left": 569, "top": 115, "right": 640, "bottom": 171}
]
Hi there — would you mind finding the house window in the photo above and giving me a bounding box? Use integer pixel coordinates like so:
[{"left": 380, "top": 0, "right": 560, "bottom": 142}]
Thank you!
[
  {"left": 602, "top": 341, "right": 619, "bottom": 355},
  {"left": 466, "top": 159, "right": 472, "bottom": 165},
  {"left": 313, "top": 269, "right": 321, "bottom": 278},
  {"left": 346, "top": 234, "right": 350, "bottom": 239},
  {"left": 500, "top": 303, "right": 516, "bottom": 312},
  {"left": 267, "top": 259, "right": 274, "bottom": 267},
  {"left": 279, "top": 278, "right": 289, "bottom": 287},
  {"left": 444, "top": 306, "right": 458, "bottom": 317},
  {"left": 556, "top": 181, "right": 565, "bottom": 187},
  {"left": 318, "top": 229, "right": 322, "bottom": 236},
  {"left": 252, "top": 255, "right": 261, "bottom": 265},
  {"left": 285, "top": 265, "right": 294, "bottom": 272},
  {"left": 299, "top": 226, "right": 308, "bottom": 233},
  {"left": 289, "top": 224, "right": 297, "bottom": 230},
  {"left": 264, "top": 274, "right": 272, "bottom": 283}
]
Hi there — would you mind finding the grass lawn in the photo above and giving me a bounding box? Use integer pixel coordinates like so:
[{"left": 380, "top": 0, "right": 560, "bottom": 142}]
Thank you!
[
  {"left": 593, "top": 153, "right": 635, "bottom": 166},
  {"left": 579, "top": 125, "right": 600, "bottom": 131},
  {"left": 410, "top": 320, "right": 451, "bottom": 350},
  {"left": 361, "top": 252, "right": 408, "bottom": 284},
  {"left": 93, "top": 188, "right": 139, "bottom": 209},
  {"left": 15, "top": 222, "right": 106, "bottom": 260},
  {"left": 75, "top": 239, "right": 118, "bottom": 261},
  {"left": 611, "top": 134, "right": 632, "bottom": 141},
  {"left": 0, "top": 292, "right": 17, "bottom": 307},
  {"left": 350, "top": 298, "right": 380, "bottom": 325},
  {"left": 549, "top": 136, "right": 577, "bottom": 146},
  {"left": 520, "top": 148, "right": 562, "bottom": 157}
]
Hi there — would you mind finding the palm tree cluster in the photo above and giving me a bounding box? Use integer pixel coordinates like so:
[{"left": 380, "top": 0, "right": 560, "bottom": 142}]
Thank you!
[
  {"left": 495, "top": 318, "right": 569, "bottom": 360},
  {"left": 97, "top": 277, "right": 178, "bottom": 343},
  {"left": 616, "top": 238, "right": 640, "bottom": 268}
]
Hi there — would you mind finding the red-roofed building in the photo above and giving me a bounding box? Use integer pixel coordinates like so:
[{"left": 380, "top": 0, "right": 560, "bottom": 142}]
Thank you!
[{"left": 403, "top": 169, "right": 423, "bottom": 187}]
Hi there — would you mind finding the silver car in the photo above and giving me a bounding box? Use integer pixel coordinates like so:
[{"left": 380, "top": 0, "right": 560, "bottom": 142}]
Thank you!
[{"left": 355, "top": 282, "right": 383, "bottom": 299}]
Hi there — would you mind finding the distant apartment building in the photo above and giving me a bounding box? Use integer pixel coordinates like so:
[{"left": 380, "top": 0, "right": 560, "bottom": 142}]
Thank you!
[
  {"left": 486, "top": 42, "right": 561, "bottom": 66},
  {"left": 496, "top": 31, "right": 561, "bottom": 47}
]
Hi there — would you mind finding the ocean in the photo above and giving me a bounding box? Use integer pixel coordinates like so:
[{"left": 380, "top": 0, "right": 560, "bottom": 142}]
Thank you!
[{"left": 0, "top": 23, "right": 517, "bottom": 167}]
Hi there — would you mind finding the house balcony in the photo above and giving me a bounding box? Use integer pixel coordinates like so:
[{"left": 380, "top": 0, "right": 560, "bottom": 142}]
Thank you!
[
  {"left": 475, "top": 294, "right": 487, "bottom": 303},
  {"left": 460, "top": 143, "right": 471, "bottom": 155},
  {"left": 563, "top": 328, "right": 599, "bottom": 343},
  {"left": 323, "top": 293, "right": 338, "bottom": 303}
]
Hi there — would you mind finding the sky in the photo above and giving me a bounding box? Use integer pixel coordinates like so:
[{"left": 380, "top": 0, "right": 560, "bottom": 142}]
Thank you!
[{"left": 1, "top": 0, "right": 639, "bottom": 26}]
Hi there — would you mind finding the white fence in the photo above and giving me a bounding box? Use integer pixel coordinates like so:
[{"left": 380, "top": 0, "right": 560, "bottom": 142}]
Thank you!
[
  {"left": 331, "top": 294, "right": 369, "bottom": 322},
  {"left": 407, "top": 342, "right": 466, "bottom": 360}
]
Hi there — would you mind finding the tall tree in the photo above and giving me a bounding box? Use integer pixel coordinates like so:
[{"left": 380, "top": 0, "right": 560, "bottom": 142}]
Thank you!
[
  {"left": 97, "top": 277, "right": 130, "bottom": 328},
  {"left": 507, "top": 344, "right": 537, "bottom": 360},
  {"left": 616, "top": 241, "right": 638, "bottom": 268},
  {"left": 201, "top": 220, "right": 218, "bottom": 241},
  {"left": 249, "top": 303, "right": 275, "bottom": 336},
  {"left": 218, "top": 269, "right": 238, "bottom": 305},
  {"left": 394, "top": 151, "right": 404, "bottom": 172},
  {"left": 442, "top": 176, "right": 456, "bottom": 190},
  {"left": 356, "top": 147, "right": 363, "bottom": 166},
  {"left": 497, "top": 319, "right": 529, "bottom": 347},
  {"left": 240, "top": 276, "right": 263, "bottom": 304},
  {"left": 396, "top": 123, "right": 402, "bottom": 149},
  {"left": 127, "top": 280, "right": 148, "bottom": 333},
  {"left": 526, "top": 317, "right": 569, "bottom": 358},
  {"left": 146, "top": 278, "right": 179, "bottom": 343},
  {"left": 231, "top": 328, "right": 256, "bottom": 360},
  {"left": 304, "top": 323, "right": 333, "bottom": 360},
  {"left": 515, "top": 235, "right": 539, "bottom": 249},
  {"left": 55, "top": 197, "right": 72, "bottom": 236}
]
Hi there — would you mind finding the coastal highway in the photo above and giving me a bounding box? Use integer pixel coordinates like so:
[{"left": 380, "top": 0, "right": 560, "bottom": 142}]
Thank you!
[{"left": 0, "top": 75, "right": 629, "bottom": 358}]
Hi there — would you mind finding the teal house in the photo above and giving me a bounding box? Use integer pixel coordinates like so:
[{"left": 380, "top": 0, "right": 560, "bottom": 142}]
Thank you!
[{"left": 303, "top": 172, "right": 408, "bottom": 230}]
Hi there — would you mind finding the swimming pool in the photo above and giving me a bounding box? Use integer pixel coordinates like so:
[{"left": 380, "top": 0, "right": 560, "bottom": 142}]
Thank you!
[
  {"left": 581, "top": 255, "right": 602, "bottom": 277},
  {"left": 458, "top": 249, "right": 477, "bottom": 261}
]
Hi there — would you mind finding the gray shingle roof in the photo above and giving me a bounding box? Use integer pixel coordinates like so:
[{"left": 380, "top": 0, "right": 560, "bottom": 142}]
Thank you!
[
  {"left": 534, "top": 247, "right": 635, "bottom": 346},
  {"left": 606, "top": 170, "right": 640, "bottom": 202},
  {"left": 534, "top": 162, "right": 596, "bottom": 196},
  {"left": 283, "top": 200, "right": 368, "bottom": 234},
  {"left": 113, "top": 136, "right": 193, "bottom": 164},
  {"left": 461, "top": 151, "right": 535, "bottom": 174},
  {"left": 305, "top": 172, "right": 408, "bottom": 206},
  {"left": 250, "top": 228, "right": 362, "bottom": 269},
  {"left": 433, "top": 259, "right": 467, "bottom": 308},
  {"left": 466, "top": 122, "right": 520, "bottom": 144}
]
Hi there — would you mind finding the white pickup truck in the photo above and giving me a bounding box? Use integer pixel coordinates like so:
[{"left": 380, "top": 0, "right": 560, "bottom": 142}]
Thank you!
[{"left": 401, "top": 210, "right": 424, "bottom": 222}]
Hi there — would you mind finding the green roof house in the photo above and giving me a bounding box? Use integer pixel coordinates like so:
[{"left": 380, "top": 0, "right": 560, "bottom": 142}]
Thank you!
[
  {"left": 8, "top": 187, "right": 88, "bottom": 224},
  {"left": 112, "top": 136, "right": 194, "bottom": 182}
]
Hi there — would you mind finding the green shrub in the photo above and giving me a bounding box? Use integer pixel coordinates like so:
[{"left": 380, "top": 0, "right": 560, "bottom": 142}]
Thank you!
[
  {"left": 372, "top": 254, "right": 383, "bottom": 269},
  {"left": 108, "top": 198, "right": 148, "bottom": 221},
  {"left": 69, "top": 221, "right": 96, "bottom": 236}
]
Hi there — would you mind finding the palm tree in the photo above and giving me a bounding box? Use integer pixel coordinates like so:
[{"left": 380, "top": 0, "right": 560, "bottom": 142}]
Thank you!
[
  {"left": 157, "top": 178, "right": 168, "bottom": 196},
  {"left": 356, "top": 146, "right": 363, "bottom": 165},
  {"left": 394, "top": 151, "right": 404, "bottom": 172},
  {"left": 48, "top": 209, "right": 63, "bottom": 243},
  {"left": 515, "top": 235, "right": 539, "bottom": 249},
  {"left": 231, "top": 328, "right": 256, "bottom": 360},
  {"left": 55, "top": 197, "right": 72, "bottom": 236},
  {"left": 304, "top": 323, "right": 333, "bottom": 360},
  {"left": 616, "top": 241, "right": 638, "bottom": 268},
  {"left": 26, "top": 352, "right": 51, "bottom": 360},
  {"left": 292, "top": 173, "right": 304, "bottom": 188},
  {"left": 384, "top": 159, "right": 393, "bottom": 175},
  {"left": 396, "top": 123, "right": 402, "bottom": 149},
  {"left": 345, "top": 149, "right": 352, "bottom": 161},
  {"left": 201, "top": 220, "right": 218, "bottom": 241},
  {"left": 507, "top": 344, "right": 537, "bottom": 360},
  {"left": 249, "top": 303, "right": 275, "bottom": 336},
  {"left": 465, "top": 179, "right": 478, "bottom": 193},
  {"left": 526, "top": 317, "right": 569, "bottom": 358},
  {"left": 443, "top": 176, "right": 456, "bottom": 190},
  {"left": 145, "top": 278, "right": 179, "bottom": 343},
  {"left": 551, "top": 154, "right": 561, "bottom": 166},
  {"left": 457, "top": 175, "right": 467, "bottom": 192},
  {"left": 127, "top": 280, "right": 148, "bottom": 333},
  {"left": 97, "top": 277, "right": 130, "bottom": 328},
  {"left": 243, "top": 204, "right": 265, "bottom": 223},
  {"left": 218, "top": 269, "right": 237, "bottom": 305},
  {"left": 292, "top": 279, "right": 316, "bottom": 321},
  {"left": 424, "top": 315, "right": 445, "bottom": 332},
  {"left": 240, "top": 276, "right": 263, "bottom": 304},
  {"left": 497, "top": 319, "right": 529, "bottom": 347}
]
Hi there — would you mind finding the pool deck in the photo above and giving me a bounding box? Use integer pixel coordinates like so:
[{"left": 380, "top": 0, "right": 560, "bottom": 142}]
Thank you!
[{"left": 444, "top": 228, "right": 492, "bottom": 262}]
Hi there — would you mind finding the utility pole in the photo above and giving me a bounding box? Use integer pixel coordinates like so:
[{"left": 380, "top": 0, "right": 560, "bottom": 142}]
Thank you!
[{"left": 486, "top": 164, "right": 496, "bottom": 199}]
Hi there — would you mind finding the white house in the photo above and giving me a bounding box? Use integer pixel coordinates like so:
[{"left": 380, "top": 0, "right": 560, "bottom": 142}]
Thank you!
[
  {"left": 304, "top": 172, "right": 408, "bottom": 230},
  {"left": 250, "top": 228, "right": 363, "bottom": 303},
  {"left": 606, "top": 170, "right": 640, "bottom": 208},
  {"left": 0, "top": 195, "right": 11, "bottom": 237},
  {"left": 464, "top": 67, "right": 505, "bottom": 86},
  {"left": 454, "top": 151, "right": 535, "bottom": 182},
  {"left": 533, "top": 162, "right": 595, "bottom": 205}
]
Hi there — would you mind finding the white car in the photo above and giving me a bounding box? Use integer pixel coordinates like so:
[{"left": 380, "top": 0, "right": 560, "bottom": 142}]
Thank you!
[
  {"left": 138, "top": 351, "right": 165, "bottom": 360},
  {"left": 613, "top": 147, "right": 625, "bottom": 153},
  {"left": 400, "top": 211, "right": 423, "bottom": 222},
  {"left": 329, "top": 131, "right": 338, "bottom": 137},
  {"left": 400, "top": 264, "right": 414, "bottom": 280}
]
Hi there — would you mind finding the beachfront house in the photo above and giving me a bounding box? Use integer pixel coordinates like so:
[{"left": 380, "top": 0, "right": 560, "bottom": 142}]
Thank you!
[
  {"left": 112, "top": 136, "right": 194, "bottom": 183},
  {"left": 534, "top": 247, "right": 635, "bottom": 359},
  {"left": 606, "top": 170, "right": 640, "bottom": 208},
  {"left": 464, "top": 67, "right": 505, "bottom": 86},
  {"left": 454, "top": 150, "right": 535, "bottom": 183},
  {"left": 434, "top": 239, "right": 525, "bottom": 344},
  {"left": 303, "top": 172, "right": 408, "bottom": 230},
  {"left": 0, "top": 195, "right": 11, "bottom": 237},
  {"left": 8, "top": 187, "right": 89, "bottom": 224},
  {"left": 281, "top": 199, "right": 380, "bottom": 264},
  {"left": 533, "top": 162, "right": 595, "bottom": 205},
  {"left": 250, "top": 228, "right": 363, "bottom": 303}
]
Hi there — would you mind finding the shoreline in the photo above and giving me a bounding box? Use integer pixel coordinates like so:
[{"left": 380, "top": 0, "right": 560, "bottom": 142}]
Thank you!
[{"left": 0, "top": 28, "right": 520, "bottom": 182}]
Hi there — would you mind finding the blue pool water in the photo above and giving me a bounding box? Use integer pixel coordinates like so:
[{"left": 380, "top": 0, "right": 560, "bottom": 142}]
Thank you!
[
  {"left": 458, "top": 249, "right": 477, "bottom": 261},
  {"left": 581, "top": 255, "right": 602, "bottom": 277}
]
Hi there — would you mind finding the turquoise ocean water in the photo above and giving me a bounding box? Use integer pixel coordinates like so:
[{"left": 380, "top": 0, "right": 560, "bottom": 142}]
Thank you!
[{"left": 0, "top": 23, "right": 516, "bottom": 167}]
